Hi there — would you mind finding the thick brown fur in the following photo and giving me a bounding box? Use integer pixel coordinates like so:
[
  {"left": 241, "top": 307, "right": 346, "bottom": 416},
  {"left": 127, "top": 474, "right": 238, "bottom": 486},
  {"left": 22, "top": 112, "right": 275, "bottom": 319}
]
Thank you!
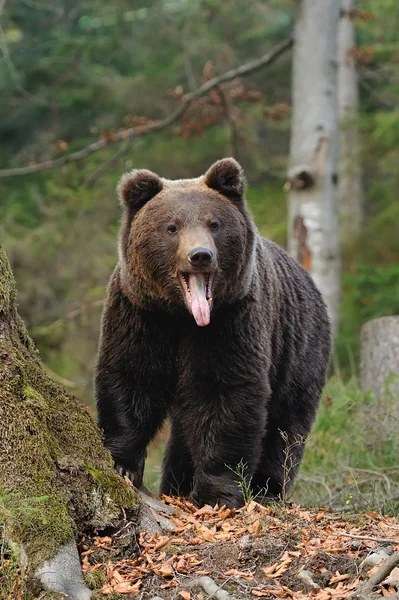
[{"left": 95, "top": 158, "right": 331, "bottom": 508}]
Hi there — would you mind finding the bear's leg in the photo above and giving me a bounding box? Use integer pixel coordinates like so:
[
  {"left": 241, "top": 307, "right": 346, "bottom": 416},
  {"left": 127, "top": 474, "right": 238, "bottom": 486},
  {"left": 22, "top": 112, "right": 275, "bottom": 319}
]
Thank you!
[
  {"left": 95, "top": 290, "right": 177, "bottom": 489},
  {"left": 160, "top": 420, "right": 194, "bottom": 497},
  {"left": 252, "top": 413, "right": 311, "bottom": 501},
  {"left": 187, "top": 403, "right": 267, "bottom": 509}
]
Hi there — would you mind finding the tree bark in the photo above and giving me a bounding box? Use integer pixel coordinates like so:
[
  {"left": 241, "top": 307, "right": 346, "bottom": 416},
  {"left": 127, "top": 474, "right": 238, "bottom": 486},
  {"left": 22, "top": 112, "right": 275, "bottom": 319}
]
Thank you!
[
  {"left": 360, "top": 316, "right": 399, "bottom": 398},
  {"left": 287, "top": 0, "right": 341, "bottom": 337},
  {"left": 0, "top": 244, "right": 140, "bottom": 599},
  {"left": 338, "top": 0, "right": 364, "bottom": 239}
]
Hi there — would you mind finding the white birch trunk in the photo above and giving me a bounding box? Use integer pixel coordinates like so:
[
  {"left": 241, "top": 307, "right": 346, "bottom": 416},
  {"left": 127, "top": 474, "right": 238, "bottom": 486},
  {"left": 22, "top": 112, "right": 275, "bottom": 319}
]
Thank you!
[
  {"left": 287, "top": 0, "right": 341, "bottom": 337},
  {"left": 338, "top": 0, "right": 364, "bottom": 238}
]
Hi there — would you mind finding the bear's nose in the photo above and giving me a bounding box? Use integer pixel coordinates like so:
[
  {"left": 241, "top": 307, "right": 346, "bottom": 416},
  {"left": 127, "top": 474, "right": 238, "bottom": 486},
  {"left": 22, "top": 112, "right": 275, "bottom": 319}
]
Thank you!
[{"left": 188, "top": 247, "right": 214, "bottom": 269}]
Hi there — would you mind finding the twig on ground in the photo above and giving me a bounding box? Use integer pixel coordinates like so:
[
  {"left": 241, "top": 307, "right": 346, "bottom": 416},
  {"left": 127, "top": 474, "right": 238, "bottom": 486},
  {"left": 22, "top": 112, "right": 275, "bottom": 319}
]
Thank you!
[
  {"left": 0, "top": 37, "right": 292, "bottom": 178},
  {"left": 353, "top": 551, "right": 399, "bottom": 598},
  {"left": 339, "top": 533, "right": 399, "bottom": 544}
]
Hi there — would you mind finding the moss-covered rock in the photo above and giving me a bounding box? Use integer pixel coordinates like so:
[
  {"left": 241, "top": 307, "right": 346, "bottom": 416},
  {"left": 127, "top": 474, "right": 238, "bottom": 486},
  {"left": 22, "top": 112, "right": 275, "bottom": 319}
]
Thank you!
[{"left": 0, "top": 244, "right": 140, "bottom": 595}]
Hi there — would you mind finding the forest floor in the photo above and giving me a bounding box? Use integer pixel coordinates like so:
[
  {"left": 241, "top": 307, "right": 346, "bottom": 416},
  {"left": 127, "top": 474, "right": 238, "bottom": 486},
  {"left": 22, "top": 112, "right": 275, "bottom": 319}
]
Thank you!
[{"left": 79, "top": 497, "right": 399, "bottom": 600}]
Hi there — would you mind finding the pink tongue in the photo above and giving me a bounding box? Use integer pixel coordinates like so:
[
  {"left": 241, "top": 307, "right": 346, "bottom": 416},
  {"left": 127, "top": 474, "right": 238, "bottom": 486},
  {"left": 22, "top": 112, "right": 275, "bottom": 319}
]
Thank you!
[{"left": 189, "top": 273, "right": 210, "bottom": 327}]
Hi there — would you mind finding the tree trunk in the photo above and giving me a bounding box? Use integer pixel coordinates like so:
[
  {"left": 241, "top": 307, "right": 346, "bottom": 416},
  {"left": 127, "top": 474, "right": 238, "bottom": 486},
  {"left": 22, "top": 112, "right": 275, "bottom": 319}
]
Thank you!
[
  {"left": 360, "top": 316, "right": 399, "bottom": 398},
  {"left": 338, "top": 0, "right": 364, "bottom": 239},
  {"left": 0, "top": 244, "right": 140, "bottom": 599},
  {"left": 287, "top": 0, "right": 341, "bottom": 337}
]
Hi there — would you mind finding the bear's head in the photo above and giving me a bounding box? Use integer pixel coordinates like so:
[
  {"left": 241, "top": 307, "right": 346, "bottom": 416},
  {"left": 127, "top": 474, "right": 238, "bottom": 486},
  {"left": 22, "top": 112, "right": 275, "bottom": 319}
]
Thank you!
[{"left": 117, "top": 158, "right": 256, "bottom": 326}]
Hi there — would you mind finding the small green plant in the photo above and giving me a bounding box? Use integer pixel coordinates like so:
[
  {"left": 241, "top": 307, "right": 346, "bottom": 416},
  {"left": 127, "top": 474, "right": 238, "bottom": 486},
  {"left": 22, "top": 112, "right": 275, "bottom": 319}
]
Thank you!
[{"left": 226, "top": 460, "right": 255, "bottom": 505}]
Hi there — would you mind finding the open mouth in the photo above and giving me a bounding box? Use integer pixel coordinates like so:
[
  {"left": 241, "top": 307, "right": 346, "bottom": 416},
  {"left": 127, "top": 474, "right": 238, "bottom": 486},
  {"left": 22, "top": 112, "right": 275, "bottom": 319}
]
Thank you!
[{"left": 179, "top": 272, "right": 214, "bottom": 327}]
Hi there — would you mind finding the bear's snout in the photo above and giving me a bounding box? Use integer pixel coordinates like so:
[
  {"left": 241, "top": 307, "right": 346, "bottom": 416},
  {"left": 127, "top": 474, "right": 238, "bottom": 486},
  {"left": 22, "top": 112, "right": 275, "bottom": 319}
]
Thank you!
[{"left": 188, "top": 247, "right": 214, "bottom": 269}]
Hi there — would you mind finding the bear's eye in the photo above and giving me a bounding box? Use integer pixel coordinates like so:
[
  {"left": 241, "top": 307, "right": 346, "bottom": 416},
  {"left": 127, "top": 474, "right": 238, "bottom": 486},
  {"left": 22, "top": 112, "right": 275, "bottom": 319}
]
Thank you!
[
  {"left": 209, "top": 220, "right": 221, "bottom": 232},
  {"left": 167, "top": 224, "right": 178, "bottom": 235}
]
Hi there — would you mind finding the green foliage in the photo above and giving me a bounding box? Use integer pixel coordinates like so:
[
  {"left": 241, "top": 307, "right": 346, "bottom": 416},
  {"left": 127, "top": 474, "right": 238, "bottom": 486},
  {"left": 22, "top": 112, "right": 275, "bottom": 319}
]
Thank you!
[
  {"left": 295, "top": 377, "right": 399, "bottom": 512},
  {"left": 336, "top": 262, "right": 399, "bottom": 374},
  {"left": 226, "top": 460, "right": 256, "bottom": 505}
]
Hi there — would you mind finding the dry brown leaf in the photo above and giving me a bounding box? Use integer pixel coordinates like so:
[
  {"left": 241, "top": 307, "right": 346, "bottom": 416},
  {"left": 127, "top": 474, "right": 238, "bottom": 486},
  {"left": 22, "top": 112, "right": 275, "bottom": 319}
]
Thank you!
[
  {"left": 170, "top": 516, "right": 186, "bottom": 528},
  {"left": 218, "top": 508, "right": 235, "bottom": 519},
  {"left": 158, "top": 564, "right": 174, "bottom": 578},
  {"left": 94, "top": 536, "right": 112, "bottom": 546},
  {"left": 178, "top": 591, "right": 191, "bottom": 600},
  {"left": 112, "top": 570, "right": 124, "bottom": 583},
  {"left": 224, "top": 569, "right": 254, "bottom": 580},
  {"left": 315, "top": 512, "right": 325, "bottom": 522},
  {"left": 106, "top": 561, "right": 113, "bottom": 580},
  {"left": 81, "top": 555, "right": 91, "bottom": 574},
  {"left": 263, "top": 564, "right": 278, "bottom": 576},
  {"left": 188, "top": 536, "right": 205, "bottom": 545},
  {"left": 154, "top": 536, "right": 170, "bottom": 551},
  {"left": 246, "top": 501, "right": 258, "bottom": 513},
  {"left": 183, "top": 499, "right": 198, "bottom": 513},
  {"left": 252, "top": 590, "right": 286, "bottom": 598},
  {"left": 252, "top": 520, "right": 261, "bottom": 536},
  {"left": 103, "top": 580, "right": 142, "bottom": 595},
  {"left": 160, "top": 579, "right": 177, "bottom": 589},
  {"left": 176, "top": 558, "right": 189, "bottom": 574},
  {"left": 382, "top": 586, "right": 397, "bottom": 597},
  {"left": 194, "top": 504, "right": 214, "bottom": 516},
  {"left": 329, "top": 573, "right": 350, "bottom": 585}
]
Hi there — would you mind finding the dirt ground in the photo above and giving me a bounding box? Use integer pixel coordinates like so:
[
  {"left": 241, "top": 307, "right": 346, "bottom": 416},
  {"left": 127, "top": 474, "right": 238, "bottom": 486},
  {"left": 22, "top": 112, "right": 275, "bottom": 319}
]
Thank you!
[{"left": 79, "top": 497, "right": 399, "bottom": 600}]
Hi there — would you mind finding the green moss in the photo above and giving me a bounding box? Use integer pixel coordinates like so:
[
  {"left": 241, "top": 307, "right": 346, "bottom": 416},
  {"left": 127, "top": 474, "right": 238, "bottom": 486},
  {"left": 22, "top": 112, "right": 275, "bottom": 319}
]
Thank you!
[
  {"left": 0, "top": 245, "right": 17, "bottom": 314},
  {"left": 91, "top": 592, "right": 122, "bottom": 600},
  {"left": 84, "top": 464, "right": 139, "bottom": 508},
  {"left": 85, "top": 569, "right": 107, "bottom": 590},
  {"left": 0, "top": 243, "right": 140, "bottom": 582}
]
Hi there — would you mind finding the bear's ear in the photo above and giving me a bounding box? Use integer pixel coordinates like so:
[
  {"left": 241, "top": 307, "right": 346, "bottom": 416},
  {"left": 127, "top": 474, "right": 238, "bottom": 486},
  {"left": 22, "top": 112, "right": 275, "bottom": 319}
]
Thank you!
[
  {"left": 117, "top": 169, "right": 163, "bottom": 214},
  {"left": 204, "top": 158, "right": 246, "bottom": 203}
]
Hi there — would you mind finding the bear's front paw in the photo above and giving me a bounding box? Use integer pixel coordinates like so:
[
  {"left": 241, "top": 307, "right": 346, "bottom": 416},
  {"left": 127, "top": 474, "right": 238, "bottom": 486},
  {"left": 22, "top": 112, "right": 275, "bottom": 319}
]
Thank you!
[
  {"left": 192, "top": 473, "right": 245, "bottom": 509},
  {"left": 115, "top": 463, "right": 135, "bottom": 482},
  {"left": 114, "top": 461, "right": 144, "bottom": 488}
]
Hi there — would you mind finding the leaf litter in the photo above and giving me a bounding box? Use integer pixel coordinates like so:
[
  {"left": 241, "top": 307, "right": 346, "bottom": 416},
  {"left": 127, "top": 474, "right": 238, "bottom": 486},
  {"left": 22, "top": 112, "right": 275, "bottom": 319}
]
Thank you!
[{"left": 79, "top": 497, "right": 399, "bottom": 599}]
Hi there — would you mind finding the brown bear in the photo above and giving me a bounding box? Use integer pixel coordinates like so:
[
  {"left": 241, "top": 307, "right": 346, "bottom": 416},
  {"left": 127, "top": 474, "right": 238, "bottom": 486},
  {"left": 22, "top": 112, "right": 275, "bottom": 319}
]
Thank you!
[{"left": 95, "top": 158, "right": 331, "bottom": 508}]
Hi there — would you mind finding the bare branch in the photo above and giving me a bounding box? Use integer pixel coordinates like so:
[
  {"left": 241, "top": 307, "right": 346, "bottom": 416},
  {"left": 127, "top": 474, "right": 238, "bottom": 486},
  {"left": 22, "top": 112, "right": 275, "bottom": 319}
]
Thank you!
[
  {"left": 0, "top": 37, "right": 292, "bottom": 179},
  {"left": 353, "top": 551, "right": 399, "bottom": 598},
  {"left": 339, "top": 532, "right": 399, "bottom": 544}
]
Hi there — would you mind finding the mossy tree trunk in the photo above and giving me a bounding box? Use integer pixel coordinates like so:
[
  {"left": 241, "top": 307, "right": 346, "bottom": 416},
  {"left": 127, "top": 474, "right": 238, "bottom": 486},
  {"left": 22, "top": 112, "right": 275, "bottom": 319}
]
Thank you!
[{"left": 0, "top": 244, "right": 140, "bottom": 599}]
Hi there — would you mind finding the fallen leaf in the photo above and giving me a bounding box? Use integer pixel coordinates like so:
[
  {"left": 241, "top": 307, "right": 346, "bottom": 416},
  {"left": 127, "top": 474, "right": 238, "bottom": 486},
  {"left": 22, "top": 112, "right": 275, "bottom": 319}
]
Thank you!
[
  {"left": 102, "top": 580, "right": 142, "bottom": 595},
  {"left": 329, "top": 573, "right": 350, "bottom": 585},
  {"left": 154, "top": 536, "right": 170, "bottom": 551},
  {"left": 159, "top": 564, "right": 174, "bottom": 578},
  {"left": 112, "top": 569, "right": 124, "bottom": 583},
  {"left": 194, "top": 504, "right": 214, "bottom": 516},
  {"left": 178, "top": 591, "right": 191, "bottom": 600},
  {"left": 94, "top": 536, "right": 112, "bottom": 546},
  {"left": 252, "top": 520, "right": 261, "bottom": 535},
  {"left": 224, "top": 569, "right": 254, "bottom": 580},
  {"left": 176, "top": 558, "right": 189, "bottom": 574}
]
